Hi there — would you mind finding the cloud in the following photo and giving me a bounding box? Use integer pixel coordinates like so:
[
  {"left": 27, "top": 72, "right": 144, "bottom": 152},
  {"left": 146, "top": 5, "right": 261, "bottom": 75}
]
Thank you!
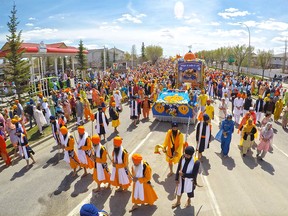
[
  {"left": 116, "top": 13, "right": 146, "bottom": 24},
  {"left": 25, "top": 23, "right": 34, "bottom": 27},
  {"left": 161, "top": 29, "right": 174, "bottom": 39},
  {"left": 229, "top": 19, "right": 288, "bottom": 31},
  {"left": 218, "top": 8, "right": 250, "bottom": 19},
  {"left": 185, "top": 18, "right": 201, "bottom": 25},
  {"left": 28, "top": 17, "right": 36, "bottom": 20},
  {"left": 99, "top": 25, "right": 122, "bottom": 31},
  {"left": 48, "top": 13, "right": 68, "bottom": 20},
  {"left": 174, "top": 1, "right": 184, "bottom": 19},
  {"left": 22, "top": 28, "right": 59, "bottom": 41},
  {"left": 257, "top": 19, "right": 288, "bottom": 31},
  {"left": 209, "top": 22, "right": 221, "bottom": 26}
]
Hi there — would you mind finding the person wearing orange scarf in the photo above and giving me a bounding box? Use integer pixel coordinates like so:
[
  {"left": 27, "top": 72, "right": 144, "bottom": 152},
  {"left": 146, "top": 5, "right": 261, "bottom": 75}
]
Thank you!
[
  {"left": 241, "top": 119, "right": 257, "bottom": 157},
  {"left": 91, "top": 135, "right": 111, "bottom": 192},
  {"left": 110, "top": 136, "right": 131, "bottom": 191},
  {"left": 129, "top": 153, "right": 158, "bottom": 212},
  {"left": 59, "top": 126, "right": 80, "bottom": 176},
  {"left": 163, "top": 122, "right": 184, "bottom": 177},
  {"left": 76, "top": 126, "right": 94, "bottom": 176}
]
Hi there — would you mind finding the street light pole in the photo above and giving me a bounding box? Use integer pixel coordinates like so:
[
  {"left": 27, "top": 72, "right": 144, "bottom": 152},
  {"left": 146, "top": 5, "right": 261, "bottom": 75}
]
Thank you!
[{"left": 240, "top": 23, "right": 251, "bottom": 74}]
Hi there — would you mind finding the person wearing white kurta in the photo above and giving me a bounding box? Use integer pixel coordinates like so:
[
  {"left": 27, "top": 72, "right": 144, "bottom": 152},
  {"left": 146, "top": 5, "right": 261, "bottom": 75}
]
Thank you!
[
  {"left": 172, "top": 146, "right": 200, "bottom": 209},
  {"left": 233, "top": 95, "right": 244, "bottom": 125},
  {"left": 113, "top": 90, "right": 123, "bottom": 111},
  {"left": 42, "top": 100, "right": 51, "bottom": 124},
  {"left": 33, "top": 105, "right": 47, "bottom": 135}
]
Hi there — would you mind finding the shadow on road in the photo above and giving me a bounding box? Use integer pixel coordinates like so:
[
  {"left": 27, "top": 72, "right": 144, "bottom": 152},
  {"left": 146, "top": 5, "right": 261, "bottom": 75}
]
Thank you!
[
  {"left": 241, "top": 153, "right": 258, "bottom": 169},
  {"left": 200, "top": 156, "right": 211, "bottom": 176},
  {"left": 90, "top": 188, "right": 112, "bottom": 213},
  {"left": 173, "top": 205, "right": 195, "bottom": 216},
  {"left": 130, "top": 204, "right": 157, "bottom": 216},
  {"left": 106, "top": 131, "right": 118, "bottom": 142},
  {"left": 50, "top": 145, "right": 60, "bottom": 153},
  {"left": 152, "top": 173, "right": 175, "bottom": 201},
  {"left": 257, "top": 159, "right": 275, "bottom": 175},
  {"left": 215, "top": 152, "right": 236, "bottom": 170},
  {"left": 10, "top": 164, "right": 33, "bottom": 181},
  {"left": 42, "top": 152, "right": 63, "bottom": 169},
  {"left": 53, "top": 172, "right": 79, "bottom": 195},
  {"left": 71, "top": 173, "right": 93, "bottom": 197},
  {"left": 109, "top": 190, "right": 131, "bottom": 216}
]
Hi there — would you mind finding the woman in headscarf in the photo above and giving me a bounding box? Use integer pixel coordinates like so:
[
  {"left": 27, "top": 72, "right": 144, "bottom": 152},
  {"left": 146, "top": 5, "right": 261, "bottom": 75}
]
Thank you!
[
  {"left": 83, "top": 98, "right": 92, "bottom": 122},
  {"left": 282, "top": 104, "right": 288, "bottom": 129},
  {"left": 256, "top": 122, "right": 273, "bottom": 160},
  {"left": 273, "top": 98, "right": 283, "bottom": 122},
  {"left": 6, "top": 118, "right": 19, "bottom": 158},
  {"left": 241, "top": 118, "right": 257, "bottom": 157}
]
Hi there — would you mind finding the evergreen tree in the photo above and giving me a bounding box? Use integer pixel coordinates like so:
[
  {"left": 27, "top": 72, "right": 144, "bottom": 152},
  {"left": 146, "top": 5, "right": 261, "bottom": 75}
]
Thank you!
[
  {"left": 3, "top": 3, "right": 30, "bottom": 102},
  {"left": 101, "top": 50, "right": 104, "bottom": 69},
  {"left": 106, "top": 49, "right": 110, "bottom": 67},
  {"left": 76, "top": 39, "right": 87, "bottom": 75},
  {"left": 141, "top": 42, "right": 146, "bottom": 62},
  {"left": 63, "top": 56, "right": 67, "bottom": 70},
  {"left": 113, "top": 47, "right": 116, "bottom": 63}
]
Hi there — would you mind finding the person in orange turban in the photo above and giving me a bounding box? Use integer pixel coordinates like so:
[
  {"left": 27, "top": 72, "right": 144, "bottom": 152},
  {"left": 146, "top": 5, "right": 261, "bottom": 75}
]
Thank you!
[
  {"left": 129, "top": 153, "right": 158, "bottom": 212},
  {"left": 131, "top": 153, "right": 142, "bottom": 165},
  {"left": 59, "top": 126, "right": 80, "bottom": 176},
  {"left": 113, "top": 136, "right": 122, "bottom": 147},
  {"left": 91, "top": 134, "right": 111, "bottom": 192},
  {"left": 77, "top": 126, "right": 94, "bottom": 176},
  {"left": 77, "top": 126, "right": 85, "bottom": 134},
  {"left": 110, "top": 136, "right": 131, "bottom": 191}
]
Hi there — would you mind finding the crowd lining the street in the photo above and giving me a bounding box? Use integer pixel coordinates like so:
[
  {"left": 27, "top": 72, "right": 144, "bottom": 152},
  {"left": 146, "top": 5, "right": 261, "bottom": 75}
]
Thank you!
[{"left": 1, "top": 58, "right": 288, "bottom": 215}]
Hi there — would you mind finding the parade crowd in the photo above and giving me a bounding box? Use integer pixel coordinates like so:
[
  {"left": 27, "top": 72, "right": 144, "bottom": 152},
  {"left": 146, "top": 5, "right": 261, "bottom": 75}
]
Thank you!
[{"left": 1, "top": 58, "right": 288, "bottom": 215}]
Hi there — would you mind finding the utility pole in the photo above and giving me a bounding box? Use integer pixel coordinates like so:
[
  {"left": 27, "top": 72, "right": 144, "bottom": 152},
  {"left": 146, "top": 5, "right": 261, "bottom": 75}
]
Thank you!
[{"left": 283, "top": 38, "right": 287, "bottom": 74}]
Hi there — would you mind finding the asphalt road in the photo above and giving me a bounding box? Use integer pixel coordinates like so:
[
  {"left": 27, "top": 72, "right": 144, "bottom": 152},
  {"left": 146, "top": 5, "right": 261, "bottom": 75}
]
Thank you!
[{"left": 0, "top": 100, "right": 288, "bottom": 216}]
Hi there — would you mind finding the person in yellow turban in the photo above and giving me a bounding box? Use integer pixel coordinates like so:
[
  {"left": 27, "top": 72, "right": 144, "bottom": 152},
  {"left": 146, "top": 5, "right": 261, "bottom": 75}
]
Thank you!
[
  {"left": 241, "top": 118, "right": 257, "bottom": 157},
  {"left": 59, "top": 126, "right": 80, "bottom": 176},
  {"left": 129, "top": 153, "right": 158, "bottom": 212},
  {"left": 110, "top": 136, "right": 131, "bottom": 191},
  {"left": 77, "top": 126, "right": 94, "bottom": 176},
  {"left": 91, "top": 135, "right": 111, "bottom": 192}
]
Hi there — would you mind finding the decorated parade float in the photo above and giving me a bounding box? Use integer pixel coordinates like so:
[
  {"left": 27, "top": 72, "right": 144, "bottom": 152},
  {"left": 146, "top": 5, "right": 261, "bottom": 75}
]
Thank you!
[{"left": 152, "top": 50, "right": 205, "bottom": 124}]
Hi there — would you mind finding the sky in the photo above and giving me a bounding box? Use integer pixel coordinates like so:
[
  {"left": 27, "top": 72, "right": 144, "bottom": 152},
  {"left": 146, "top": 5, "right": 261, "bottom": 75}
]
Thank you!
[{"left": 0, "top": 0, "right": 288, "bottom": 57}]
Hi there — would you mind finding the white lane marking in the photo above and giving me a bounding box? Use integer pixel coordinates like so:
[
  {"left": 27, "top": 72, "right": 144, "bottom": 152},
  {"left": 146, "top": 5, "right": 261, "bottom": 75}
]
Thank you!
[
  {"left": 200, "top": 171, "right": 222, "bottom": 216},
  {"left": 67, "top": 121, "right": 160, "bottom": 216},
  {"left": 128, "top": 121, "right": 160, "bottom": 159},
  {"left": 272, "top": 144, "right": 288, "bottom": 158}
]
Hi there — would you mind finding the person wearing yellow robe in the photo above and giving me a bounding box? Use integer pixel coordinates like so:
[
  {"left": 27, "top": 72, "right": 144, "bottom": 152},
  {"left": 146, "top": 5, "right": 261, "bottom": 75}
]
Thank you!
[
  {"left": 91, "top": 135, "right": 111, "bottom": 192},
  {"left": 77, "top": 126, "right": 94, "bottom": 176},
  {"left": 110, "top": 136, "right": 131, "bottom": 191},
  {"left": 59, "top": 126, "right": 80, "bottom": 176},
  {"left": 274, "top": 98, "right": 283, "bottom": 122},
  {"left": 163, "top": 122, "right": 184, "bottom": 177},
  {"left": 129, "top": 154, "right": 158, "bottom": 212}
]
